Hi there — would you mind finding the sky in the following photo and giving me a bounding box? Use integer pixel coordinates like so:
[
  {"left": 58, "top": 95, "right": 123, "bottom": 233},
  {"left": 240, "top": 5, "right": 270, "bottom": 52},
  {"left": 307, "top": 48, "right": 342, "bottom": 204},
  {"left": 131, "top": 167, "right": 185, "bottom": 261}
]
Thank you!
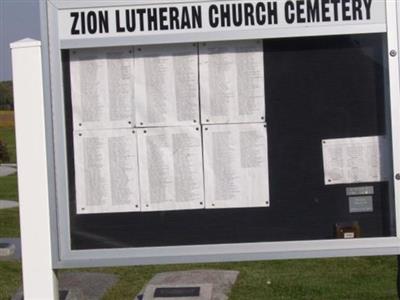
[{"left": 0, "top": 0, "right": 41, "bottom": 81}]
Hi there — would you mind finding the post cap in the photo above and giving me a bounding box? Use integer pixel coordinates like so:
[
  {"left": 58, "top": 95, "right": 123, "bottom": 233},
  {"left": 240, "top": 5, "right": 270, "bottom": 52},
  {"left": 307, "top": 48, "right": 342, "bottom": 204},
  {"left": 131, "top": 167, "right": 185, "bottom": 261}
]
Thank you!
[{"left": 10, "top": 38, "right": 41, "bottom": 49}]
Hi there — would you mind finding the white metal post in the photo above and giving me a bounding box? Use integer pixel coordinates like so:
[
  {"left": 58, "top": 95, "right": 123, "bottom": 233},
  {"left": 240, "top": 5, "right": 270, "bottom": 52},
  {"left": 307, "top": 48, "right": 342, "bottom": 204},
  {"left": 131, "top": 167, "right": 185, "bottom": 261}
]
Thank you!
[{"left": 10, "top": 38, "right": 59, "bottom": 300}]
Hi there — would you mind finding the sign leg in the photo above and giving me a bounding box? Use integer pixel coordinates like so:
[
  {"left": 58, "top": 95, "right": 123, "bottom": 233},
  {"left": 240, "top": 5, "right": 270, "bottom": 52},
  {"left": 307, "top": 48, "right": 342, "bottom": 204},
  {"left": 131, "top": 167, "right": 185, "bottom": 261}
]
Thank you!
[{"left": 11, "top": 38, "right": 59, "bottom": 300}]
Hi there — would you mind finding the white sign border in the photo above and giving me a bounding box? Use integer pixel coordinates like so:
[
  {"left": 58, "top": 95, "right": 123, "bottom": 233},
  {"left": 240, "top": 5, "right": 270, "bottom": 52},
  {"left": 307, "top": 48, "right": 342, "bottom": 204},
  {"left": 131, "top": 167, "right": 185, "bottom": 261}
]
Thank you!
[{"left": 41, "top": 0, "right": 400, "bottom": 269}]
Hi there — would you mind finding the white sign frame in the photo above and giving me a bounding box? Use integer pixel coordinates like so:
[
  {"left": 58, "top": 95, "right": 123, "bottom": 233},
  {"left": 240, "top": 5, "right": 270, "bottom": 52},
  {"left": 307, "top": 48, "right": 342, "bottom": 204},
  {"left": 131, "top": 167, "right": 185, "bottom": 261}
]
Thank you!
[{"left": 39, "top": 0, "right": 400, "bottom": 270}]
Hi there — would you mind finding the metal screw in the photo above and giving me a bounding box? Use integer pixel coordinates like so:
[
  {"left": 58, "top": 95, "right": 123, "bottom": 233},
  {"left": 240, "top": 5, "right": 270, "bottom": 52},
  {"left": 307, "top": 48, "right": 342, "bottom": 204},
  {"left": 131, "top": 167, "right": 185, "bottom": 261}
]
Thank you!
[
  {"left": 390, "top": 50, "right": 397, "bottom": 57},
  {"left": 395, "top": 173, "right": 400, "bottom": 180}
]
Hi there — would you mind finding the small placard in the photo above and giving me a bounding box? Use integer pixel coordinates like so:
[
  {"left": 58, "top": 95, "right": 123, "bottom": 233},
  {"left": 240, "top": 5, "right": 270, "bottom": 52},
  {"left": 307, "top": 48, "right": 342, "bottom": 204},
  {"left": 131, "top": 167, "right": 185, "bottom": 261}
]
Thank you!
[
  {"left": 349, "top": 196, "right": 373, "bottom": 213},
  {"left": 346, "top": 186, "right": 374, "bottom": 196},
  {"left": 336, "top": 222, "right": 360, "bottom": 239},
  {"left": 143, "top": 284, "right": 212, "bottom": 300},
  {"left": 344, "top": 232, "right": 355, "bottom": 239},
  {"left": 154, "top": 287, "right": 200, "bottom": 298},
  {"left": 322, "top": 136, "right": 389, "bottom": 185}
]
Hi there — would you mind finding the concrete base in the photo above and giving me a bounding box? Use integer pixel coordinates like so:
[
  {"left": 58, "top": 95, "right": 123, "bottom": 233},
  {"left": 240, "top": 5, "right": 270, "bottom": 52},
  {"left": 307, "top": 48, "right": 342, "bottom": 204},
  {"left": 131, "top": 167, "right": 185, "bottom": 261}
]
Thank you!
[
  {"left": 0, "top": 164, "right": 17, "bottom": 177},
  {"left": 0, "top": 238, "right": 21, "bottom": 261},
  {"left": 136, "top": 270, "right": 239, "bottom": 300},
  {"left": 0, "top": 200, "right": 18, "bottom": 209},
  {"left": 13, "top": 289, "right": 84, "bottom": 300},
  {"left": 0, "top": 242, "right": 16, "bottom": 256},
  {"left": 13, "top": 272, "right": 118, "bottom": 300}
]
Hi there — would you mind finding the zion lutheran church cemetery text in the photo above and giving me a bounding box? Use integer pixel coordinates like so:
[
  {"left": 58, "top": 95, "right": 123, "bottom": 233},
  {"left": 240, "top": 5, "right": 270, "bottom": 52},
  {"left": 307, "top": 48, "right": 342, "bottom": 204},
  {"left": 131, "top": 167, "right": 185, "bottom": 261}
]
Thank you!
[{"left": 69, "top": 0, "right": 374, "bottom": 35}]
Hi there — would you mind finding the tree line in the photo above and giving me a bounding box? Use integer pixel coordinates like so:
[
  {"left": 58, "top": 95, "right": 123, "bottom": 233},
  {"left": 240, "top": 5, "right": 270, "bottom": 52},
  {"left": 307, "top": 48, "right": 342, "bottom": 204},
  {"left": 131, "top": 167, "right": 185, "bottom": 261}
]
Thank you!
[{"left": 0, "top": 81, "right": 13, "bottom": 110}]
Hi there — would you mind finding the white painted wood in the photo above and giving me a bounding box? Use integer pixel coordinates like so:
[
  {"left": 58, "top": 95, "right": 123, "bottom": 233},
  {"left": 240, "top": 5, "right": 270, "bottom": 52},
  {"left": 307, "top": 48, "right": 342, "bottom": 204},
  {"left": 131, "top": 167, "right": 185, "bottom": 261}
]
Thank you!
[{"left": 11, "top": 39, "right": 59, "bottom": 300}]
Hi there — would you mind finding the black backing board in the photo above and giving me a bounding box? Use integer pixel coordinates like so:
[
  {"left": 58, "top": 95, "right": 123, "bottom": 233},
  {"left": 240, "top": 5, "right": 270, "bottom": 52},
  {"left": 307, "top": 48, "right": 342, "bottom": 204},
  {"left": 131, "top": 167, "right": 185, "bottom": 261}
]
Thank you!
[{"left": 62, "top": 33, "right": 396, "bottom": 250}]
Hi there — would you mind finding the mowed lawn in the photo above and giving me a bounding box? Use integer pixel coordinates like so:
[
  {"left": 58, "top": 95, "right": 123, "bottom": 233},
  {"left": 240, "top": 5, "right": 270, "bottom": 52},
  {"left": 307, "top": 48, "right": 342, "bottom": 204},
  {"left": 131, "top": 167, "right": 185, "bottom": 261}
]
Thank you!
[
  {"left": 0, "top": 207, "right": 19, "bottom": 237},
  {"left": 0, "top": 256, "right": 398, "bottom": 299},
  {"left": 0, "top": 111, "right": 19, "bottom": 241},
  {"left": 0, "top": 173, "right": 19, "bottom": 237},
  {"left": 0, "top": 110, "right": 16, "bottom": 163},
  {"left": 0, "top": 111, "right": 14, "bottom": 128},
  {"left": 0, "top": 111, "right": 399, "bottom": 299},
  {"left": 0, "top": 174, "right": 17, "bottom": 201}
]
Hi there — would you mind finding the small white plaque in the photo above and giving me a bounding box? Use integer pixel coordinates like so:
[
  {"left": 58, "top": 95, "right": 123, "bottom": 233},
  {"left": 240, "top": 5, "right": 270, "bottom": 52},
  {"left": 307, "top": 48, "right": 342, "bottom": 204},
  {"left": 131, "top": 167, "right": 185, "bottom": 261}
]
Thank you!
[{"left": 322, "top": 136, "right": 389, "bottom": 185}]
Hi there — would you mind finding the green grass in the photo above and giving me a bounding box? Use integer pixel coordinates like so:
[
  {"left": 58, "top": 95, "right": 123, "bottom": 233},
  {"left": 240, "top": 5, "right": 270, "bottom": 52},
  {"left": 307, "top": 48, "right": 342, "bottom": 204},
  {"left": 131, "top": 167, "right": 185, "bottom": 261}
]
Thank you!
[
  {"left": 0, "top": 127, "right": 16, "bottom": 163},
  {"left": 95, "top": 257, "right": 396, "bottom": 299},
  {"left": 0, "top": 111, "right": 14, "bottom": 129},
  {"left": 0, "top": 110, "right": 16, "bottom": 163},
  {"left": 0, "top": 208, "right": 19, "bottom": 237},
  {"left": 2, "top": 256, "right": 397, "bottom": 299},
  {"left": 229, "top": 257, "right": 397, "bottom": 300},
  {"left": 0, "top": 174, "right": 18, "bottom": 201},
  {"left": 0, "top": 261, "right": 22, "bottom": 300},
  {"left": 0, "top": 174, "right": 19, "bottom": 237}
]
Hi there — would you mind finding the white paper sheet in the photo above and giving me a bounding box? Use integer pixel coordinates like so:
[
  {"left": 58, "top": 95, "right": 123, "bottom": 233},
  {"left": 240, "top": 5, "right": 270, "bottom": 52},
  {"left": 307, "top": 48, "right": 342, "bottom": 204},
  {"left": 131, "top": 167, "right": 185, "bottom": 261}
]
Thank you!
[
  {"left": 70, "top": 47, "right": 135, "bottom": 130},
  {"left": 199, "top": 40, "right": 265, "bottom": 124},
  {"left": 137, "top": 126, "right": 204, "bottom": 211},
  {"left": 322, "top": 136, "right": 390, "bottom": 185},
  {"left": 74, "top": 129, "right": 140, "bottom": 214},
  {"left": 203, "top": 123, "right": 270, "bottom": 209},
  {"left": 134, "top": 43, "right": 199, "bottom": 127}
]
